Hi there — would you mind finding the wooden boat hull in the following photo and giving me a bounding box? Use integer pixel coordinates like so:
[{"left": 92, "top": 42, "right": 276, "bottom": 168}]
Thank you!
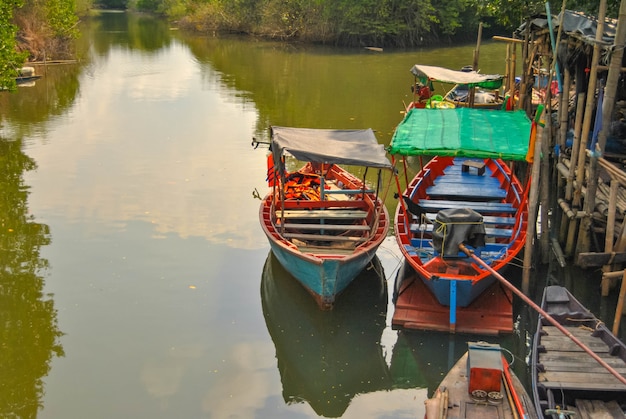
[
  {"left": 260, "top": 163, "right": 389, "bottom": 309},
  {"left": 393, "top": 156, "right": 527, "bottom": 333},
  {"left": 425, "top": 342, "right": 537, "bottom": 419},
  {"left": 261, "top": 252, "right": 390, "bottom": 417},
  {"left": 532, "top": 285, "right": 626, "bottom": 418}
]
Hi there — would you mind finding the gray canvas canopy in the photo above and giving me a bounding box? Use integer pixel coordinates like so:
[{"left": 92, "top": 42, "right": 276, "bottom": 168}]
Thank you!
[
  {"left": 270, "top": 126, "right": 392, "bottom": 169},
  {"left": 410, "top": 65, "right": 504, "bottom": 89}
]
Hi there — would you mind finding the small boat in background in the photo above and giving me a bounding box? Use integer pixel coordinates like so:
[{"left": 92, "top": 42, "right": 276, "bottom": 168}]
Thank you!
[
  {"left": 407, "top": 64, "right": 506, "bottom": 110},
  {"left": 16, "top": 66, "right": 42, "bottom": 86},
  {"left": 258, "top": 126, "right": 392, "bottom": 310},
  {"left": 532, "top": 285, "right": 626, "bottom": 418},
  {"left": 425, "top": 341, "right": 537, "bottom": 419},
  {"left": 390, "top": 106, "right": 532, "bottom": 334}
]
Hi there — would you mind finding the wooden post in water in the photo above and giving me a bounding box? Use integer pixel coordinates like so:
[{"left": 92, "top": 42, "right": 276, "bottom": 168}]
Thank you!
[
  {"left": 614, "top": 270, "right": 626, "bottom": 334},
  {"left": 540, "top": 90, "right": 552, "bottom": 262},
  {"left": 522, "top": 106, "right": 545, "bottom": 294},
  {"left": 557, "top": 68, "right": 572, "bottom": 244},
  {"left": 597, "top": 0, "right": 626, "bottom": 294},
  {"left": 469, "top": 23, "right": 483, "bottom": 108},
  {"left": 564, "top": 93, "right": 586, "bottom": 255},
  {"left": 575, "top": 0, "right": 607, "bottom": 257}
]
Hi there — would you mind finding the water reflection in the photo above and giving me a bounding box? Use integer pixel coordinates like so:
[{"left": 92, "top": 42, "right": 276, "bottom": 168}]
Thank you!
[
  {"left": 0, "top": 137, "right": 63, "bottom": 417},
  {"left": 261, "top": 253, "right": 390, "bottom": 417}
]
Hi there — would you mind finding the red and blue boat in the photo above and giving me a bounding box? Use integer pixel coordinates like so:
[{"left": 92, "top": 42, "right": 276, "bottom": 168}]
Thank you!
[
  {"left": 390, "top": 106, "right": 533, "bottom": 334},
  {"left": 259, "top": 126, "right": 392, "bottom": 310}
]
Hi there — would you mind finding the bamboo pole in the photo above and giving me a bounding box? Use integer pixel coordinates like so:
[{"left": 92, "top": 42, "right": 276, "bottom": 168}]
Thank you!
[
  {"left": 541, "top": 95, "right": 552, "bottom": 262},
  {"left": 469, "top": 23, "right": 483, "bottom": 108},
  {"left": 518, "top": 19, "right": 531, "bottom": 113},
  {"left": 613, "top": 270, "right": 626, "bottom": 335},
  {"left": 460, "top": 243, "right": 626, "bottom": 386},
  {"left": 576, "top": 0, "right": 608, "bottom": 256},
  {"left": 522, "top": 106, "right": 545, "bottom": 294},
  {"left": 566, "top": 94, "right": 586, "bottom": 203},
  {"left": 603, "top": 180, "right": 619, "bottom": 295}
]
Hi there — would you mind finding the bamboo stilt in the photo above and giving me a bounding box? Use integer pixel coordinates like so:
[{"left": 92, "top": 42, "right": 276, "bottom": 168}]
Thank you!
[
  {"left": 576, "top": 0, "right": 608, "bottom": 257},
  {"left": 613, "top": 270, "right": 626, "bottom": 335},
  {"left": 602, "top": 180, "right": 619, "bottom": 295},
  {"left": 522, "top": 106, "right": 545, "bottom": 294}
]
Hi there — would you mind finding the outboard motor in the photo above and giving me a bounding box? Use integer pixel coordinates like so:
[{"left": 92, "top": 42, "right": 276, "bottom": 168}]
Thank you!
[{"left": 432, "top": 208, "right": 486, "bottom": 258}]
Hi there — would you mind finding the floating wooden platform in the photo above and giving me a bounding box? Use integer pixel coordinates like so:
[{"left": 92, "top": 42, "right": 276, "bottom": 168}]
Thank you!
[{"left": 392, "top": 271, "right": 513, "bottom": 335}]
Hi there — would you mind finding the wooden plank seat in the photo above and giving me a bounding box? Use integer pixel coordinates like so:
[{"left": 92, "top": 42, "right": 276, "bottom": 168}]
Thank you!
[
  {"left": 276, "top": 209, "right": 369, "bottom": 219},
  {"left": 283, "top": 223, "right": 371, "bottom": 231},
  {"left": 423, "top": 213, "right": 516, "bottom": 226},
  {"left": 283, "top": 232, "right": 367, "bottom": 242},
  {"left": 279, "top": 199, "right": 369, "bottom": 210},
  {"left": 426, "top": 183, "right": 506, "bottom": 200},
  {"left": 417, "top": 199, "right": 517, "bottom": 214},
  {"left": 322, "top": 189, "right": 374, "bottom": 195},
  {"left": 410, "top": 223, "right": 513, "bottom": 238}
]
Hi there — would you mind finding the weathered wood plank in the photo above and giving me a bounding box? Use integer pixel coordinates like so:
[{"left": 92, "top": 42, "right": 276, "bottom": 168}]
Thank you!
[
  {"left": 538, "top": 372, "right": 626, "bottom": 391},
  {"left": 577, "top": 251, "right": 626, "bottom": 268},
  {"left": 540, "top": 337, "right": 611, "bottom": 352},
  {"left": 575, "top": 399, "right": 621, "bottom": 419},
  {"left": 538, "top": 356, "right": 626, "bottom": 372}
]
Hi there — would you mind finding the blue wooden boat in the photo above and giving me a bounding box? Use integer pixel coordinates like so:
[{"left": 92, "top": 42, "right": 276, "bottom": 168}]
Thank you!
[
  {"left": 259, "top": 126, "right": 392, "bottom": 309},
  {"left": 390, "top": 106, "right": 533, "bottom": 334}
]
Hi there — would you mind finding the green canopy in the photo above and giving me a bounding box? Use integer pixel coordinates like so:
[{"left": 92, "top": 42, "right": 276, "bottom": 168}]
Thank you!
[{"left": 389, "top": 108, "right": 532, "bottom": 161}]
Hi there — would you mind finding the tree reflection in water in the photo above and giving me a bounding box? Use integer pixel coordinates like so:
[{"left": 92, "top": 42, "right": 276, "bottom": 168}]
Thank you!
[{"left": 0, "top": 137, "right": 64, "bottom": 418}]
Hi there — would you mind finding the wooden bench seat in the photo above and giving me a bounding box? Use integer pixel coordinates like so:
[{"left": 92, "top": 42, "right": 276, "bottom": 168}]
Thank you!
[
  {"left": 410, "top": 223, "right": 513, "bottom": 238},
  {"left": 417, "top": 199, "right": 516, "bottom": 214},
  {"left": 322, "top": 189, "right": 374, "bottom": 195},
  {"left": 283, "top": 232, "right": 366, "bottom": 242},
  {"left": 424, "top": 213, "right": 516, "bottom": 226},
  {"left": 283, "top": 223, "right": 371, "bottom": 231},
  {"left": 276, "top": 209, "right": 369, "bottom": 219},
  {"left": 426, "top": 183, "right": 506, "bottom": 200}
]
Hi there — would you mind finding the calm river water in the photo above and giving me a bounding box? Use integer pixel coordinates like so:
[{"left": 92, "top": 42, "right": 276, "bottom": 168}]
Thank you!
[{"left": 1, "top": 10, "right": 623, "bottom": 419}]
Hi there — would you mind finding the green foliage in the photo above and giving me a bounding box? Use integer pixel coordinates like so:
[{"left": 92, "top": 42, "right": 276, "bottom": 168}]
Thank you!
[
  {"left": 0, "top": 0, "right": 27, "bottom": 92},
  {"left": 46, "top": 0, "right": 79, "bottom": 37}
]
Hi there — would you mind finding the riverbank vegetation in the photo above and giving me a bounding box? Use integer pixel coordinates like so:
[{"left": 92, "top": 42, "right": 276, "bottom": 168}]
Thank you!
[{"left": 0, "top": 0, "right": 620, "bottom": 91}]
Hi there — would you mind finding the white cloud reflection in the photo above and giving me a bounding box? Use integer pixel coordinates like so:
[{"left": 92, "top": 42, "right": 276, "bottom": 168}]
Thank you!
[{"left": 24, "top": 40, "right": 268, "bottom": 250}]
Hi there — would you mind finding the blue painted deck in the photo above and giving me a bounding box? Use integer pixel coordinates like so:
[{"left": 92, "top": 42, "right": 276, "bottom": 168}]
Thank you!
[{"left": 425, "top": 161, "right": 506, "bottom": 201}]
